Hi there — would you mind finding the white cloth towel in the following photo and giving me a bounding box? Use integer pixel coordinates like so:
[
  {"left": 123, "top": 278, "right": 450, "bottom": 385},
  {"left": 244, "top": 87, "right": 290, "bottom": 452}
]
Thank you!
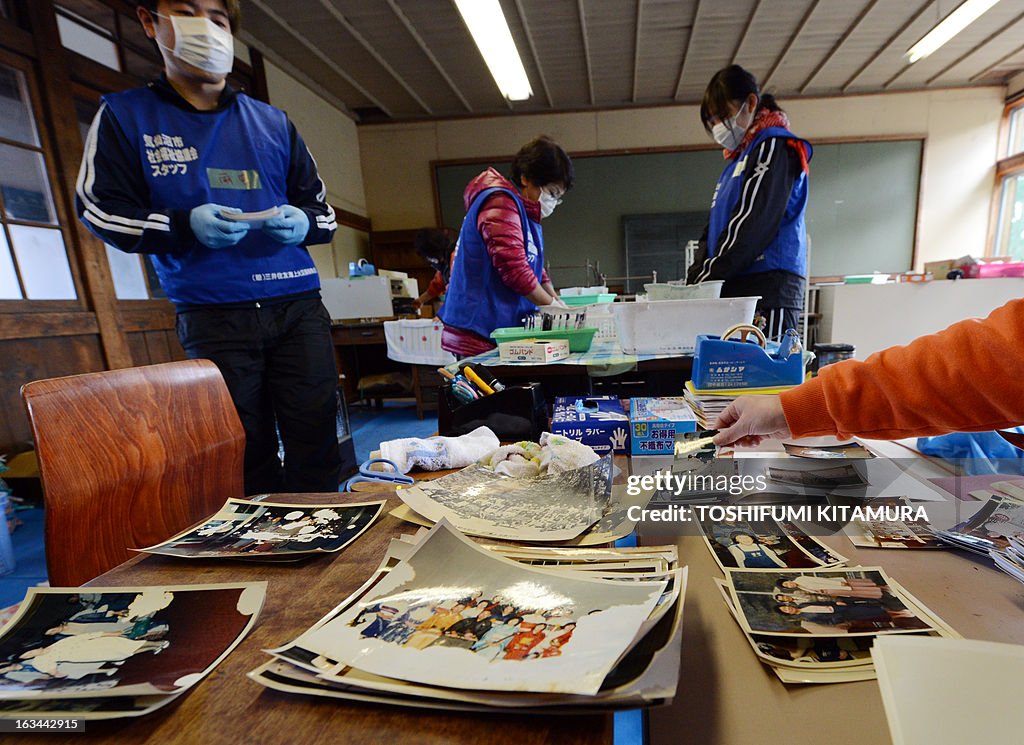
[{"left": 378, "top": 426, "right": 500, "bottom": 474}]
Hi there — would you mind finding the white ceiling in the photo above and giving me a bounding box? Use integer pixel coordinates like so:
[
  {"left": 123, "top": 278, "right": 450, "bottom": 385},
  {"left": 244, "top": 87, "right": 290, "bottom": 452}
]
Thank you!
[{"left": 238, "top": 0, "right": 1024, "bottom": 122}]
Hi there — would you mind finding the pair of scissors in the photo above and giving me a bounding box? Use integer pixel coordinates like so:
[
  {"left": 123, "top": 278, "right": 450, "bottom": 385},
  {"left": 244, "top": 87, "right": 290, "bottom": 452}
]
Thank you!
[{"left": 341, "top": 458, "right": 415, "bottom": 492}]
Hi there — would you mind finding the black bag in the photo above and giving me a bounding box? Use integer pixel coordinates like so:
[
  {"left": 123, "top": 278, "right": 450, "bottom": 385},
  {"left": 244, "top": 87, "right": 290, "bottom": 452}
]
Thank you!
[{"left": 437, "top": 382, "right": 547, "bottom": 441}]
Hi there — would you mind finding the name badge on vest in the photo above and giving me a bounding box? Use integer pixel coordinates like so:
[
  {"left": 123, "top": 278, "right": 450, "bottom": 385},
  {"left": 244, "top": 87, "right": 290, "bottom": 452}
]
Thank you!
[
  {"left": 732, "top": 157, "right": 747, "bottom": 178},
  {"left": 207, "top": 168, "right": 263, "bottom": 190}
]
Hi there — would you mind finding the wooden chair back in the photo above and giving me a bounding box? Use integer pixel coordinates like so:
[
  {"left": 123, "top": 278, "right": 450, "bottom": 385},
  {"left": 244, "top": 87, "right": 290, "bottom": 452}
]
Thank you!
[{"left": 21, "top": 359, "right": 245, "bottom": 586}]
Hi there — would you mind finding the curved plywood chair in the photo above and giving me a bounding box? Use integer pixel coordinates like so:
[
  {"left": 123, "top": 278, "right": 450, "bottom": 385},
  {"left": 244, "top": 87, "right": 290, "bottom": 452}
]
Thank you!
[{"left": 21, "top": 359, "right": 245, "bottom": 586}]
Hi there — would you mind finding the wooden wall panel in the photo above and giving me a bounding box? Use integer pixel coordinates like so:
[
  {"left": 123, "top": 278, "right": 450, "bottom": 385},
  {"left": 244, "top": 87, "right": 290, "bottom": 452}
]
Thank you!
[{"left": 0, "top": 335, "right": 106, "bottom": 451}]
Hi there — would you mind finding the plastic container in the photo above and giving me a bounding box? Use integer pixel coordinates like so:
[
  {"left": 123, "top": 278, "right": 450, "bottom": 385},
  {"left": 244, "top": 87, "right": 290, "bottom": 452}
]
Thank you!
[
  {"left": 560, "top": 285, "right": 608, "bottom": 296},
  {"left": 584, "top": 303, "right": 618, "bottom": 343},
  {"left": 491, "top": 326, "right": 598, "bottom": 353},
  {"left": 611, "top": 297, "right": 759, "bottom": 355},
  {"left": 561, "top": 293, "right": 617, "bottom": 306},
  {"left": 643, "top": 281, "right": 723, "bottom": 301}
]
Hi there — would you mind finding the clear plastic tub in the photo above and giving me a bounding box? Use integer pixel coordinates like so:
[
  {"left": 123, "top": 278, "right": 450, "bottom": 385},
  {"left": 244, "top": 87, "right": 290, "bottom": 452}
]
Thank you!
[{"left": 612, "top": 296, "right": 759, "bottom": 355}]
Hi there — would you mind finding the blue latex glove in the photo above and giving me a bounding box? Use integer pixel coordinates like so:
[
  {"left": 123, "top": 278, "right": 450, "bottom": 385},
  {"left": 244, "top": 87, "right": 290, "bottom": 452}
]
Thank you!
[
  {"left": 189, "top": 204, "right": 250, "bottom": 249},
  {"left": 262, "top": 205, "right": 310, "bottom": 245}
]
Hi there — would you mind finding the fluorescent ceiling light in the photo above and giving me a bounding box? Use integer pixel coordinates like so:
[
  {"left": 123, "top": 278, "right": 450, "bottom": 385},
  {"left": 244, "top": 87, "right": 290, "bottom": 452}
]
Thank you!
[
  {"left": 453, "top": 0, "right": 533, "bottom": 101},
  {"left": 906, "top": 0, "right": 1002, "bottom": 64}
]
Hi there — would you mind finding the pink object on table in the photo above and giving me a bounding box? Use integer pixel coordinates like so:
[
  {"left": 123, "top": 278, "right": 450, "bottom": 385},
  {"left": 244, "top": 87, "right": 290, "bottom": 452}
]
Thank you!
[{"left": 962, "top": 262, "right": 1024, "bottom": 279}]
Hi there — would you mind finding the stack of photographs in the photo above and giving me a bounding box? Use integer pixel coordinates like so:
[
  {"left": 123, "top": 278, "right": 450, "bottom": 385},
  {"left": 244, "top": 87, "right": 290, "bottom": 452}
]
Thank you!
[
  {"left": 0, "top": 583, "right": 265, "bottom": 719},
  {"left": 714, "top": 567, "right": 959, "bottom": 684},
  {"left": 991, "top": 537, "right": 1024, "bottom": 585},
  {"left": 391, "top": 456, "right": 651, "bottom": 545},
  {"left": 250, "top": 520, "right": 687, "bottom": 711},
  {"left": 929, "top": 492, "right": 1024, "bottom": 556},
  {"left": 135, "top": 499, "right": 385, "bottom": 561}
]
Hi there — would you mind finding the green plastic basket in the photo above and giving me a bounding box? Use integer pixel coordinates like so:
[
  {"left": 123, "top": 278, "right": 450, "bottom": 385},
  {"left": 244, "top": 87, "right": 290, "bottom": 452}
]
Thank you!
[
  {"left": 491, "top": 326, "right": 598, "bottom": 353},
  {"left": 561, "top": 293, "right": 616, "bottom": 307}
]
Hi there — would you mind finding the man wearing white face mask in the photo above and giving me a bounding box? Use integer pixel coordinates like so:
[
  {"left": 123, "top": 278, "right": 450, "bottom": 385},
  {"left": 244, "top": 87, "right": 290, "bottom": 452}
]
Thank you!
[
  {"left": 75, "top": 0, "right": 342, "bottom": 496},
  {"left": 440, "top": 136, "right": 574, "bottom": 357},
  {"left": 686, "top": 65, "right": 812, "bottom": 342}
]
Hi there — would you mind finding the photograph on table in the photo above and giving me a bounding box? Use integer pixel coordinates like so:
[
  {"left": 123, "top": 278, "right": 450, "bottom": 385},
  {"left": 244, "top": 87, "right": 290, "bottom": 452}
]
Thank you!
[
  {"left": 767, "top": 464, "right": 868, "bottom": 489},
  {"left": 136, "top": 499, "right": 385, "bottom": 559},
  {"left": 0, "top": 692, "right": 176, "bottom": 719},
  {"left": 396, "top": 456, "right": 613, "bottom": 542},
  {"left": 257, "top": 569, "right": 687, "bottom": 711},
  {"left": 713, "top": 578, "right": 874, "bottom": 668},
  {"left": 784, "top": 443, "right": 875, "bottom": 459},
  {"left": 725, "top": 568, "right": 936, "bottom": 637},
  {"left": 944, "top": 493, "right": 1024, "bottom": 550},
  {"left": 843, "top": 499, "right": 943, "bottom": 549},
  {"left": 697, "top": 514, "right": 845, "bottom": 570},
  {"left": 0, "top": 584, "right": 265, "bottom": 700},
  {"left": 298, "top": 520, "right": 665, "bottom": 695}
]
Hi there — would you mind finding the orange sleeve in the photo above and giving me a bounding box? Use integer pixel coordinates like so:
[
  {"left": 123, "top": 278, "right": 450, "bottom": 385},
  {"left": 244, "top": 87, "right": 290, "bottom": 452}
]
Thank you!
[{"left": 780, "top": 298, "right": 1024, "bottom": 440}]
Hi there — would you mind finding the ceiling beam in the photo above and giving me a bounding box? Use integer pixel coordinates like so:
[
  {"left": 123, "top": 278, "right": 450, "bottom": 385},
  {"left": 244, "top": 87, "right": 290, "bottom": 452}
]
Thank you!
[
  {"left": 799, "top": 0, "right": 879, "bottom": 94},
  {"left": 385, "top": 0, "right": 471, "bottom": 112},
  {"left": 762, "top": 0, "right": 820, "bottom": 90},
  {"left": 925, "top": 9, "right": 1024, "bottom": 86},
  {"left": 248, "top": 0, "right": 394, "bottom": 118},
  {"left": 318, "top": 0, "right": 432, "bottom": 114},
  {"left": 577, "top": 0, "right": 595, "bottom": 105},
  {"left": 236, "top": 29, "right": 356, "bottom": 120},
  {"left": 970, "top": 40, "right": 1024, "bottom": 82},
  {"left": 673, "top": 0, "right": 701, "bottom": 101},
  {"left": 841, "top": 0, "right": 935, "bottom": 92},
  {"left": 513, "top": 0, "right": 554, "bottom": 107},
  {"left": 631, "top": 0, "right": 644, "bottom": 102},
  {"left": 731, "top": 0, "right": 762, "bottom": 66}
]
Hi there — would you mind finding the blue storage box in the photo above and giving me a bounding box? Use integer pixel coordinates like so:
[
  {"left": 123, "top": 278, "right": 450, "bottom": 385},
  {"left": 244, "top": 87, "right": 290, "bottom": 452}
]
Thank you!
[
  {"left": 551, "top": 396, "right": 630, "bottom": 455},
  {"left": 692, "top": 333, "right": 805, "bottom": 390},
  {"left": 629, "top": 398, "right": 698, "bottom": 455}
]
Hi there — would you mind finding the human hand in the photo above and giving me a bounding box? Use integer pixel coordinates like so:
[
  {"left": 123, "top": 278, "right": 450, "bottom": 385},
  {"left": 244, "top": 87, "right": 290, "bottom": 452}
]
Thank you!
[
  {"left": 262, "top": 204, "right": 310, "bottom": 244},
  {"left": 189, "top": 204, "right": 250, "bottom": 249},
  {"left": 712, "top": 395, "right": 792, "bottom": 448},
  {"left": 548, "top": 296, "right": 569, "bottom": 309}
]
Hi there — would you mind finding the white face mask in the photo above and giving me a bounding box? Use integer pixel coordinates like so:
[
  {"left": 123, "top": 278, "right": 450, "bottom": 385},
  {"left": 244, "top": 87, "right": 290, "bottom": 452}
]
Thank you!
[
  {"left": 538, "top": 190, "right": 562, "bottom": 219},
  {"left": 154, "top": 13, "right": 235, "bottom": 75},
  {"left": 711, "top": 102, "right": 751, "bottom": 151}
]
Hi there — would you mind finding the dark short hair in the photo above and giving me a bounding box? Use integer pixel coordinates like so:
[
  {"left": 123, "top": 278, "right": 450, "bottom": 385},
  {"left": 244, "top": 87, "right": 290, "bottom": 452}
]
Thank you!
[
  {"left": 510, "top": 135, "right": 575, "bottom": 192},
  {"left": 138, "top": 0, "right": 242, "bottom": 32},
  {"left": 700, "top": 64, "right": 781, "bottom": 132}
]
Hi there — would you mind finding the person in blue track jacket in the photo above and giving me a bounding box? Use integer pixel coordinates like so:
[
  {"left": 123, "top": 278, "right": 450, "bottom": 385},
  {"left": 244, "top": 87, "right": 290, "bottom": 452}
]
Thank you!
[
  {"left": 687, "top": 65, "right": 812, "bottom": 341},
  {"left": 75, "top": 0, "right": 341, "bottom": 495}
]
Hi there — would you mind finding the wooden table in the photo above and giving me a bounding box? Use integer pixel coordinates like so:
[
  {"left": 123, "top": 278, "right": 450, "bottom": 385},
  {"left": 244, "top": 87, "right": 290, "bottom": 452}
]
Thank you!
[{"left": 16, "top": 492, "right": 612, "bottom": 744}]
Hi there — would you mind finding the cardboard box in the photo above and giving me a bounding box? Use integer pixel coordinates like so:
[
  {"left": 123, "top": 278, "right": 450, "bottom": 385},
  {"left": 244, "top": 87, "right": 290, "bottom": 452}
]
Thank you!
[
  {"left": 498, "top": 339, "right": 570, "bottom": 363},
  {"left": 629, "top": 397, "right": 698, "bottom": 455},
  {"left": 551, "top": 396, "right": 630, "bottom": 455}
]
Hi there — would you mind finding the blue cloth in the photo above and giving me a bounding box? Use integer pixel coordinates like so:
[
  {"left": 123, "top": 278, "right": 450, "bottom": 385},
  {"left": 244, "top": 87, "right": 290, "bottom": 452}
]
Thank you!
[
  {"left": 917, "top": 428, "right": 1024, "bottom": 475},
  {"left": 707, "top": 126, "right": 812, "bottom": 278},
  {"left": 440, "top": 186, "right": 544, "bottom": 340}
]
